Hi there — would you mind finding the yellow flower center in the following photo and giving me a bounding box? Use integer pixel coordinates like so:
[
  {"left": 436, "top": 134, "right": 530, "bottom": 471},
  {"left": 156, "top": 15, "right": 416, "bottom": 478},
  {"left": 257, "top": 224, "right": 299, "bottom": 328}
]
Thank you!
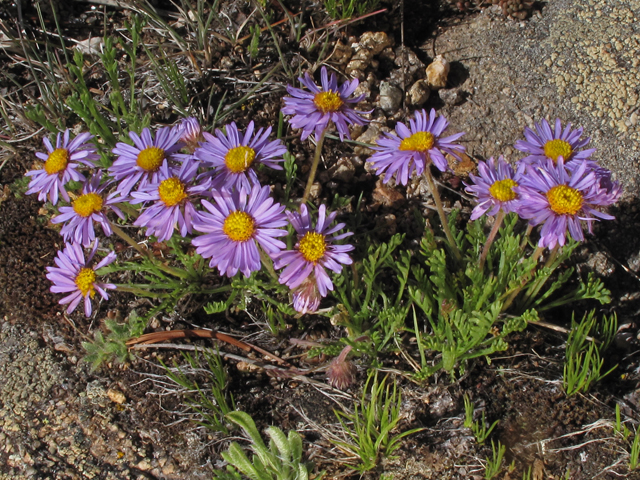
[
  {"left": 75, "top": 267, "right": 96, "bottom": 298},
  {"left": 547, "top": 185, "right": 583, "bottom": 215},
  {"left": 73, "top": 193, "right": 104, "bottom": 217},
  {"left": 543, "top": 139, "right": 573, "bottom": 163},
  {"left": 44, "top": 148, "right": 70, "bottom": 175},
  {"left": 399, "top": 131, "right": 435, "bottom": 152},
  {"left": 158, "top": 177, "right": 187, "bottom": 207},
  {"left": 313, "top": 91, "right": 344, "bottom": 113},
  {"left": 136, "top": 146, "right": 165, "bottom": 172},
  {"left": 224, "top": 146, "right": 256, "bottom": 173},
  {"left": 223, "top": 211, "right": 255, "bottom": 242},
  {"left": 489, "top": 179, "right": 518, "bottom": 202},
  {"left": 298, "top": 232, "right": 327, "bottom": 263}
]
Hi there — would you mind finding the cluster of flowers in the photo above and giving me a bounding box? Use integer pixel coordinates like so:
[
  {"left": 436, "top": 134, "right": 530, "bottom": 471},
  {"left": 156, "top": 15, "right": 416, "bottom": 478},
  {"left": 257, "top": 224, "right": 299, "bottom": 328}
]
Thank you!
[
  {"left": 26, "top": 66, "right": 621, "bottom": 319},
  {"left": 27, "top": 117, "right": 356, "bottom": 316},
  {"left": 28, "top": 67, "right": 388, "bottom": 318},
  {"left": 465, "top": 118, "right": 622, "bottom": 248}
]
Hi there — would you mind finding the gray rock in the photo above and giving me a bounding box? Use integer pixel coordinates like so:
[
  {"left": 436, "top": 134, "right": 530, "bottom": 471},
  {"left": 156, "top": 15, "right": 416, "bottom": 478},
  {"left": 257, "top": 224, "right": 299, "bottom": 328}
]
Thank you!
[
  {"left": 329, "top": 157, "right": 357, "bottom": 183},
  {"left": 379, "top": 81, "right": 403, "bottom": 114},
  {"left": 439, "top": 88, "right": 464, "bottom": 106}
]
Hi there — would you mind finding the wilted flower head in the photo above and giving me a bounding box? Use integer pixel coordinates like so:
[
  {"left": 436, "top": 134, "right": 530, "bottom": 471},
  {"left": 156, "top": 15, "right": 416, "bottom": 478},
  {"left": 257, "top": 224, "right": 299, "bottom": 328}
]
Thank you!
[
  {"left": 282, "top": 66, "right": 369, "bottom": 141},
  {"left": 110, "top": 126, "right": 184, "bottom": 195},
  {"left": 465, "top": 156, "right": 525, "bottom": 220},
  {"left": 46, "top": 242, "right": 116, "bottom": 317},
  {"left": 192, "top": 184, "right": 288, "bottom": 278},
  {"left": 593, "top": 167, "right": 623, "bottom": 204},
  {"left": 368, "top": 109, "right": 466, "bottom": 185},
  {"left": 52, "top": 172, "right": 125, "bottom": 247},
  {"left": 26, "top": 130, "right": 98, "bottom": 205},
  {"left": 272, "top": 204, "right": 354, "bottom": 310},
  {"left": 291, "top": 276, "right": 322, "bottom": 314},
  {"left": 326, "top": 345, "right": 356, "bottom": 390},
  {"left": 177, "top": 117, "right": 205, "bottom": 153},
  {"left": 517, "top": 159, "right": 616, "bottom": 248},
  {"left": 514, "top": 118, "right": 596, "bottom": 167},
  {"left": 131, "top": 160, "right": 211, "bottom": 242},
  {"left": 195, "top": 121, "right": 287, "bottom": 191}
]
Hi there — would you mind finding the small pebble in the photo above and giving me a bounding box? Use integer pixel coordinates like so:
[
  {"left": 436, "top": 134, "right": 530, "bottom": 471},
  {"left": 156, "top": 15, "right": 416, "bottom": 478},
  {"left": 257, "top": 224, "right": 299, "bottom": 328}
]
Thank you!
[{"left": 426, "top": 55, "right": 450, "bottom": 89}]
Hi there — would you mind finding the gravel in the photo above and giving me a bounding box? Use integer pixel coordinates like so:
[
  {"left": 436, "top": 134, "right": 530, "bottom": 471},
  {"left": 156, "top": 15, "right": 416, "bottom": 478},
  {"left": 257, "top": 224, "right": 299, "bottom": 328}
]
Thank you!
[
  {"left": 0, "top": 320, "right": 210, "bottom": 479},
  {"left": 429, "top": 0, "right": 640, "bottom": 192}
]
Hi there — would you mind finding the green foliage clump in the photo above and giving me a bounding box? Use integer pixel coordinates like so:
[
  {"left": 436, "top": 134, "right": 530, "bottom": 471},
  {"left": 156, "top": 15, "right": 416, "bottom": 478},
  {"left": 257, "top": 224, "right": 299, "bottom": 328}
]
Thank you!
[
  {"left": 214, "top": 411, "right": 316, "bottom": 480},
  {"left": 464, "top": 394, "right": 499, "bottom": 445},
  {"left": 563, "top": 310, "right": 617, "bottom": 396},
  {"left": 324, "top": 0, "right": 381, "bottom": 20},
  {"left": 82, "top": 310, "right": 146, "bottom": 370},
  {"left": 162, "top": 349, "right": 235, "bottom": 434},
  {"left": 332, "top": 372, "right": 422, "bottom": 472}
]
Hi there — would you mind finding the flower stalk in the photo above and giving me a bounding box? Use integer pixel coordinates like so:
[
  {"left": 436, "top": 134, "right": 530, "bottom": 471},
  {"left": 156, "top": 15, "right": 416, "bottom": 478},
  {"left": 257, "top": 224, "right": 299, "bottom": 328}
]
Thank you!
[
  {"left": 479, "top": 209, "right": 506, "bottom": 270},
  {"left": 301, "top": 129, "right": 326, "bottom": 206},
  {"left": 110, "top": 222, "right": 147, "bottom": 257},
  {"left": 110, "top": 222, "right": 189, "bottom": 279},
  {"left": 423, "top": 168, "right": 462, "bottom": 262},
  {"left": 519, "top": 244, "right": 561, "bottom": 310},
  {"left": 259, "top": 247, "right": 279, "bottom": 282},
  {"left": 500, "top": 245, "right": 545, "bottom": 312}
]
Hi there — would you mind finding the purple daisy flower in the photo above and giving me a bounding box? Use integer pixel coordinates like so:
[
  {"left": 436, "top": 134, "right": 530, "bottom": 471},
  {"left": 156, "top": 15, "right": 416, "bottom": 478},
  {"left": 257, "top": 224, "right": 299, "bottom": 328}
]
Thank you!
[
  {"left": 46, "top": 242, "right": 116, "bottom": 317},
  {"left": 26, "top": 129, "right": 98, "bottom": 205},
  {"left": 109, "top": 126, "right": 184, "bottom": 195},
  {"left": 465, "top": 156, "right": 525, "bottom": 220},
  {"left": 52, "top": 172, "right": 125, "bottom": 247},
  {"left": 368, "top": 109, "right": 466, "bottom": 185},
  {"left": 177, "top": 117, "right": 205, "bottom": 154},
  {"left": 192, "top": 184, "right": 288, "bottom": 278},
  {"left": 514, "top": 118, "right": 597, "bottom": 167},
  {"left": 272, "top": 204, "right": 354, "bottom": 307},
  {"left": 131, "top": 160, "right": 211, "bottom": 242},
  {"left": 195, "top": 121, "right": 287, "bottom": 191},
  {"left": 282, "top": 66, "right": 369, "bottom": 141},
  {"left": 517, "top": 159, "right": 616, "bottom": 249}
]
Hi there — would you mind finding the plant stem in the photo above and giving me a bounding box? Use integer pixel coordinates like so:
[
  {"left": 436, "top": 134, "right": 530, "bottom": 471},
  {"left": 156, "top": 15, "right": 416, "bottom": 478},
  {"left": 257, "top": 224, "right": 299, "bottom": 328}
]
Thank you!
[
  {"left": 259, "top": 248, "right": 279, "bottom": 282},
  {"left": 110, "top": 222, "right": 189, "bottom": 279},
  {"left": 520, "top": 244, "right": 560, "bottom": 310},
  {"left": 115, "top": 285, "right": 163, "bottom": 298},
  {"left": 501, "top": 245, "right": 545, "bottom": 312},
  {"left": 116, "top": 283, "right": 232, "bottom": 297},
  {"left": 543, "top": 244, "right": 560, "bottom": 268},
  {"left": 423, "top": 168, "right": 462, "bottom": 262},
  {"left": 110, "top": 222, "right": 147, "bottom": 257},
  {"left": 300, "top": 129, "right": 327, "bottom": 207},
  {"left": 519, "top": 224, "right": 533, "bottom": 250},
  {"left": 118, "top": 202, "right": 140, "bottom": 219},
  {"left": 478, "top": 209, "right": 506, "bottom": 271}
]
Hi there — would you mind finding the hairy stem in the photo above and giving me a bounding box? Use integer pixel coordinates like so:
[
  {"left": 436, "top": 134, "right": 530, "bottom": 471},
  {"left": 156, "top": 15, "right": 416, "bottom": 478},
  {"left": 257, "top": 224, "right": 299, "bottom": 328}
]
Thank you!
[
  {"left": 115, "top": 285, "right": 163, "bottom": 298},
  {"left": 501, "top": 245, "right": 545, "bottom": 312},
  {"left": 301, "top": 129, "right": 327, "bottom": 206},
  {"left": 110, "top": 222, "right": 189, "bottom": 279},
  {"left": 519, "top": 224, "right": 534, "bottom": 250},
  {"left": 520, "top": 244, "right": 560, "bottom": 310},
  {"left": 423, "top": 168, "right": 462, "bottom": 262},
  {"left": 478, "top": 209, "right": 506, "bottom": 271},
  {"left": 110, "top": 222, "right": 147, "bottom": 257},
  {"left": 259, "top": 247, "right": 279, "bottom": 282}
]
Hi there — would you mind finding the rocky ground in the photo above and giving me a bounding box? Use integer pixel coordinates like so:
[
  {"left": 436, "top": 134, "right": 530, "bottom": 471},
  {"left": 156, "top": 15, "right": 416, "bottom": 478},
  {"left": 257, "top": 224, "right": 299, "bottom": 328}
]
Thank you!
[{"left": 2, "top": 0, "right": 640, "bottom": 478}]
